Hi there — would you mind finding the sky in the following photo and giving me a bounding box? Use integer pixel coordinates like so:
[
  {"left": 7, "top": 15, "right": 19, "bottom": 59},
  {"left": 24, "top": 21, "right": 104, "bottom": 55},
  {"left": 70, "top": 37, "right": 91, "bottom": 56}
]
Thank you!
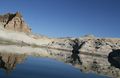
[{"left": 0, "top": 0, "right": 120, "bottom": 38}]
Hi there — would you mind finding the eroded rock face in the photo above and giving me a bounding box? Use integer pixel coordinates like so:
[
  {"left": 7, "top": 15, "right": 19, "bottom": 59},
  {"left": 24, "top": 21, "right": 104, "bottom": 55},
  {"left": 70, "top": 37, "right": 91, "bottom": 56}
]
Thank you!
[{"left": 0, "top": 12, "right": 31, "bottom": 33}]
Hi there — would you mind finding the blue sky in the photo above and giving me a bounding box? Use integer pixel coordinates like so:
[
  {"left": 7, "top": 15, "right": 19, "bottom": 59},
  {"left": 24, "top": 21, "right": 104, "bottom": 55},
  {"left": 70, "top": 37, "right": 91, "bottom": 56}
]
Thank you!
[{"left": 0, "top": 0, "right": 120, "bottom": 38}]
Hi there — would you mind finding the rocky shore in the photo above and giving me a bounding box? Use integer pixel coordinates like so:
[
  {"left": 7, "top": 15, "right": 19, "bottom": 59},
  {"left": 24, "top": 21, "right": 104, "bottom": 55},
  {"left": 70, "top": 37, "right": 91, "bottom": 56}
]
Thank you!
[{"left": 0, "top": 12, "right": 120, "bottom": 78}]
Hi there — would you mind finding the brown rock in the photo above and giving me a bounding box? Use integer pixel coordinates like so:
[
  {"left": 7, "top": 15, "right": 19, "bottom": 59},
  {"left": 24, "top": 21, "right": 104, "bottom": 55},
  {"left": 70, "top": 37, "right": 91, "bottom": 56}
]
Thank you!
[{"left": 0, "top": 12, "right": 31, "bottom": 33}]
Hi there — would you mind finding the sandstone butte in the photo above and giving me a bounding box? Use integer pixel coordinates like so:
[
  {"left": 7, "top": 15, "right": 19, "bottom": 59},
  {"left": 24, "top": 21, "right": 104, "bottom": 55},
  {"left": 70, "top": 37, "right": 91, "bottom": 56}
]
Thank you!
[{"left": 0, "top": 12, "right": 31, "bottom": 33}]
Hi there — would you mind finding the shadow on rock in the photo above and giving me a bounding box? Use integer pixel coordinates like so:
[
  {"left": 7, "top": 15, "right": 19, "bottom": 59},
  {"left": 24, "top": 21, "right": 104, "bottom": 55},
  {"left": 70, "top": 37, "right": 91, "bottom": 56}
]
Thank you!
[
  {"left": 70, "top": 39, "right": 85, "bottom": 65},
  {"left": 108, "top": 49, "right": 120, "bottom": 68}
]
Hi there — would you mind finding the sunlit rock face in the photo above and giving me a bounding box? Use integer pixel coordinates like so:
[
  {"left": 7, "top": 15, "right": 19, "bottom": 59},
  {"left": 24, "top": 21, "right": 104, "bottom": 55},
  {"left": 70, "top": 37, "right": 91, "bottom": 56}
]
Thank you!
[
  {"left": 0, "top": 12, "right": 31, "bottom": 33},
  {"left": 0, "top": 52, "right": 26, "bottom": 74},
  {"left": 48, "top": 36, "right": 120, "bottom": 55}
]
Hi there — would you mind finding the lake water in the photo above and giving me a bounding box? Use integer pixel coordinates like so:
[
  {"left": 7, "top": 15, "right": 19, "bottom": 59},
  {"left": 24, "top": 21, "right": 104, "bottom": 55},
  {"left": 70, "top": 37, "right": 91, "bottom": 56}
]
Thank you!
[{"left": 0, "top": 53, "right": 109, "bottom": 78}]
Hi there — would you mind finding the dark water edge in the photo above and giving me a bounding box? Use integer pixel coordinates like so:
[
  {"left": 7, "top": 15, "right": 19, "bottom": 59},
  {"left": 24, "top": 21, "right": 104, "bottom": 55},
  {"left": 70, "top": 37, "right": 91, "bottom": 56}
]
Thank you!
[{"left": 0, "top": 55, "right": 109, "bottom": 78}]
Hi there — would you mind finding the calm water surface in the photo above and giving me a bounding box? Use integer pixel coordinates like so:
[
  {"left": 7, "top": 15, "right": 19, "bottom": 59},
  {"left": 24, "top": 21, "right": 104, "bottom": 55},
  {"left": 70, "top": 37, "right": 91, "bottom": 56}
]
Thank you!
[{"left": 0, "top": 56, "right": 109, "bottom": 78}]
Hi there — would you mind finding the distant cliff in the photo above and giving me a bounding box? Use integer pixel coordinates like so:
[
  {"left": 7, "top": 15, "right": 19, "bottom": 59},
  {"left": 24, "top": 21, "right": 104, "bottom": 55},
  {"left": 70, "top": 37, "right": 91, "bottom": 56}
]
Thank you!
[{"left": 0, "top": 12, "right": 31, "bottom": 33}]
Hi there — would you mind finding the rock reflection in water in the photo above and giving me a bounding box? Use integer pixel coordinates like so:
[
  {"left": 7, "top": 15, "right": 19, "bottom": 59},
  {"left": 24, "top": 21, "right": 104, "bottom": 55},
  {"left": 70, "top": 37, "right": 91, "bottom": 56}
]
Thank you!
[
  {"left": 90, "top": 59, "right": 100, "bottom": 72},
  {"left": 64, "top": 51, "right": 120, "bottom": 78},
  {"left": 0, "top": 48, "right": 120, "bottom": 78},
  {"left": 0, "top": 56, "right": 5, "bottom": 69},
  {"left": 68, "top": 55, "right": 120, "bottom": 78},
  {"left": 0, "top": 52, "right": 26, "bottom": 74},
  {"left": 46, "top": 48, "right": 120, "bottom": 78},
  {"left": 70, "top": 50, "right": 82, "bottom": 65},
  {"left": 0, "top": 51, "right": 108, "bottom": 78}
]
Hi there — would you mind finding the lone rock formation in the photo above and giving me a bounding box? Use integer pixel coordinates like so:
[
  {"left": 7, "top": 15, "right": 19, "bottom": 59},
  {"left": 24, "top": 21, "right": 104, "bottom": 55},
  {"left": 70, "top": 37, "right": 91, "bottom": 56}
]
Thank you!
[{"left": 0, "top": 12, "right": 31, "bottom": 33}]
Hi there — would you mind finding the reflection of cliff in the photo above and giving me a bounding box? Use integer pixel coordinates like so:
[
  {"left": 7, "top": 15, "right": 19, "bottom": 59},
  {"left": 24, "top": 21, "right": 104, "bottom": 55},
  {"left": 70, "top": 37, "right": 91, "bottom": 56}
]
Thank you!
[
  {"left": 45, "top": 48, "right": 120, "bottom": 78},
  {"left": 67, "top": 53, "right": 120, "bottom": 78},
  {"left": 36, "top": 48, "right": 120, "bottom": 78},
  {"left": 0, "top": 52, "right": 26, "bottom": 74}
]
